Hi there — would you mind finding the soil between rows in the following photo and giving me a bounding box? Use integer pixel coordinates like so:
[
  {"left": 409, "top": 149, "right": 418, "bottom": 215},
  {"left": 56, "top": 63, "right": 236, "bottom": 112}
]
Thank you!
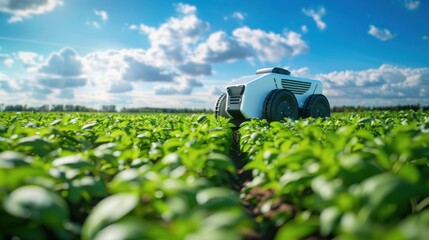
[
  {"left": 229, "top": 130, "right": 280, "bottom": 240},
  {"left": 229, "top": 130, "right": 331, "bottom": 240}
]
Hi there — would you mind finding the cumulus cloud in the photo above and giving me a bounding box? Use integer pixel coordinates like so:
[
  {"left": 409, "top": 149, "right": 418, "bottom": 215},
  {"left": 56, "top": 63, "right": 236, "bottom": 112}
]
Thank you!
[
  {"left": 292, "top": 64, "right": 429, "bottom": 105},
  {"left": 0, "top": 0, "right": 63, "bottom": 23},
  {"left": 301, "top": 25, "right": 308, "bottom": 33},
  {"left": 136, "top": 3, "right": 209, "bottom": 65},
  {"left": 302, "top": 7, "right": 327, "bottom": 30},
  {"left": 3, "top": 58, "right": 14, "bottom": 67},
  {"left": 94, "top": 10, "right": 108, "bottom": 22},
  {"left": 0, "top": 72, "right": 22, "bottom": 93},
  {"left": 34, "top": 48, "right": 87, "bottom": 99},
  {"left": 39, "top": 48, "right": 83, "bottom": 77},
  {"left": 0, "top": 80, "right": 14, "bottom": 92},
  {"left": 38, "top": 77, "right": 86, "bottom": 88},
  {"left": 88, "top": 9, "right": 108, "bottom": 29},
  {"left": 108, "top": 81, "right": 133, "bottom": 93},
  {"left": 0, "top": 53, "right": 14, "bottom": 67},
  {"left": 15, "top": 51, "right": 44, "bottom": 71},
  {"left": 195, "top": 31, "right": 252, "bottom": 63},
  {"left": 131, "top": 3, "right": 307, "bottom": 72},
  {"left": 57, "top": 89, "right": 74, "bottom": 99},
  {"left": 178, "top": 61, "right": 212, "bottom": 76},
  {"left": 175, "top": 2, "right": 196, "bottom": 15},
  {"left": 232, "top": 27, "right": 308, "bottom": 62},
  {"left": 368, "top": 25, "right": 395, "bottom": 41},
  {"left": 122, "top": 57, "right": 175, "bottom": 82},
  {"left": 155, "top": 78, "right": 203, "bottom": 95},
  {"left": 403, "top": 0, "right": 420, "bottom": 10},
  {"left": 232, "top": 11, "right": 246, "bottom": 21},
  {"left": 27, "top": 85, "right": 53, "bottom": 100},
  {"left": 209, "top": 86, "right": 224, "bottom": 96},
  {"left": 224, "top": 11, "right": 246, "bottom": 22},
  {"left": 196, "top": 27, "right": 308, "bottom": 63}
]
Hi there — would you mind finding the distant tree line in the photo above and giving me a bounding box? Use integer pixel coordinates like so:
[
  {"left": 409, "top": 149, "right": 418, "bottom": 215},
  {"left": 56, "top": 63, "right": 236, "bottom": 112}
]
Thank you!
[
  {"left": 0, "top": 104, "right": 212, "bottom": 113},
  {"left": 1, "top": 103, "right": 427, "bottom": 113},
  {"left": 332, "top": 104, "right": 429, "bottom": 112},
  {"left": 0, "top": 104, "right": 98, "bottom": 112},
  {"left": 119, "top": 107, "right": 213, "bottom": 113}
]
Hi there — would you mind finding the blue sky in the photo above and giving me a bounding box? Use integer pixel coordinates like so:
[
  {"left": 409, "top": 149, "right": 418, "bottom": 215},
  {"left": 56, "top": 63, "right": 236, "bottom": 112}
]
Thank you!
[{"left": 0, "top": 0, "right": 428, "bottom": 109}]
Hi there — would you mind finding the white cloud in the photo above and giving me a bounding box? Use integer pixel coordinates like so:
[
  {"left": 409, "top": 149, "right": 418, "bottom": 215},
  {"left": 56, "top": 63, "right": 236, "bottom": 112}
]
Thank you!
[
  {"left": 224, "top": 11, "right": 246, "bottom": 23},
  {"left": 33, "top": 48, "right": 87, "bottom": 98},
  {"left": 232, "top": 27, "right": 308, "bottom": 62},
  {"left": 368, "top": 25, "right": 395, "bottom": 41},
  {"left": 154, "top": 78, "right": 203, "bottom": 95},
  {"left": 122, "top": 56, "right": 175, "bottom": 82},
  {"left": 175, "top": 3, "right": 196, "bottom": 15},
  {"left": 137, "top": 3, "right": 209, "bottom": 65},
  {"left": 38, "top": 77, "right": 87, "bottom": 89},
  {"left": 403, "top": 0, "right": 420, "bottom": 10},
  {"left": 87, "top": 10, "right": 108, "bottom": 29},
  {"left": 0, "top": 0, "right": 63, "bottom": 23},
  {"left": 108, "top": 81, "right": 133, "bottom": 94},
  {"left": 301, "top": 25, "right": 308, "bottom": 33},
  {"left": 0, "top": 54, "right": 13, "bottom": 67},
  {"left": 94, "top": 10, "right": 108, "bottom": 22},
  {"left": 0, "top": 71, "right": 16, "bottom": 92},
  {"left": 232, "top": 11, "right": 246, "bottom": 21},
  {"left": 422, "top": 35, "right": 428, "bottom": 41},
  {"left": 302, "top": 7, "right": 327, "bottom": 30},
  {"left": 292, "top": 64, "right": 429, "bottom": 105},
  {"left": 3, "top": 58, "right": 14, "bottom": 68},
  {"left": 87, "top": 20, "right": 101, "bottom": 29},
  {"left": 15, "top": 51, "right": 44, "bottom": 72},
  {"left": 39, "top": 48, "right": 83, "bottom": 77},
  {"left": 178, "top": 61, "right": 212, "bottom": 76},
  {"left": 195, "top": 31, "right": 252, "bottom": 63},
  {"left": 209, "top": 86, "right": 224, "bottom": 96},
  {"left": 290, "top": 67, "right": 311, "bottom": 78},
  {"left": 57, "top": 89, "right": 74, "bottom": 99}
]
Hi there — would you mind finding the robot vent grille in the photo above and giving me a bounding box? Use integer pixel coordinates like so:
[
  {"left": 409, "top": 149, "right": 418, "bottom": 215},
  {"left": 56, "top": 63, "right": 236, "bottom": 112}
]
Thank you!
[{"left": 281, "top": 79, "right": 311, "bottom": 95}]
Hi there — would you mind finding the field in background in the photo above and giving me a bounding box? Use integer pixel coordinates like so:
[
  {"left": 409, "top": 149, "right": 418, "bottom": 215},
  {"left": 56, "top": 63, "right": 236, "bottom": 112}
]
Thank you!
[{"left": 0, "top": 111, "right": 428, "bottom": 239}]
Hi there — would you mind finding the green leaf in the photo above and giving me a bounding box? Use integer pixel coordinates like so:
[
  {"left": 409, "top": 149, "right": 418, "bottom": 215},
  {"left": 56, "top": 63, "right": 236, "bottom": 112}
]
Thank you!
[
  {"left": 320, "top": 207, "right": 341, "bottom": 236},
  {"left": 3, "top": 185, "right": 69, "bottom": 229},
  {"left": 81, "top": 122, "right": 97, "bottom": 130},
  {"left": 93, "top": 220, "right": 146, "bottom": 240},
  {"left": 355, "top": 173, "right": 429, "bottom": 217},
  {"left": 206, "top": 153, "right": 235, "bottom": 173},
  {"left": 275, "top": 216, "right": 318, "bottom": 240},
  {"left": 0, "top": 151, "right": 32, "bottom": 168},
  {"left": 52, "top": 154, "right": 93, "bottom": 170},
  {"left": 82, "top": 193, "right": 139, "bottom": 240},
  {"left": 17, "top": 136, "right": 52, "bottom": 156},
  {"left": 196, "top": 187, "right": 240, "bottom": 210}
]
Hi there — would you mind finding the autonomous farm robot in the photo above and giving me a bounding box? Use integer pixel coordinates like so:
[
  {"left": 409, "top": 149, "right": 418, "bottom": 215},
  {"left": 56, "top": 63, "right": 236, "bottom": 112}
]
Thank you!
[{"left": 214, "top": 67, "right": 330, "bottom": 123}]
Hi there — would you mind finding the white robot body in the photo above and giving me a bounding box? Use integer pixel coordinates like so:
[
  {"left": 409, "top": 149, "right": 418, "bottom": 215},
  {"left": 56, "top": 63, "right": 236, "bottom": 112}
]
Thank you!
[
  {"left": 215, "top": 67, "right": 330, "bottom": 122},
  {"left": 226, "top": 72, "right": 322, "bottom": 119}
]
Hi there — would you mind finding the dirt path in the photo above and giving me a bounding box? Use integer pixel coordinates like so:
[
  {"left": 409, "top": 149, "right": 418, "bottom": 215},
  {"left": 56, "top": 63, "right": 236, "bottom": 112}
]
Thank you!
[{"left": 229, "top": 130, "right": 281, "bottom": 240}]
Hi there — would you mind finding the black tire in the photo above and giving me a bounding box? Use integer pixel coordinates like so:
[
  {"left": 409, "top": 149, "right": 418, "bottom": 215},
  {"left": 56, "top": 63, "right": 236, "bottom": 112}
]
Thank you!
[
  {"left": 302, "top": 94, "right": 331, "bottom": 119},
  {"left": 214, "top": 93, "right": 230, "bottom": 118},
  {"left": 263, "top": 89, "right": 299, "bottom": 121}
]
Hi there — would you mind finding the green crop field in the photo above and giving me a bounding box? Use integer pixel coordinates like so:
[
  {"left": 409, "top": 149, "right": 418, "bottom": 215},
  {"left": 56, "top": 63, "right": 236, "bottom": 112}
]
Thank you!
[{"left": 0, "top": 111, "right": 428, "bottom": 240}]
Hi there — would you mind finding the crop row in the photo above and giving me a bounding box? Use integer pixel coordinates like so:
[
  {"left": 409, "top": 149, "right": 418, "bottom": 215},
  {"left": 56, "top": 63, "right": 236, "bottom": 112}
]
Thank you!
[
  {"left": 0, "top": 113, "right": 250, "bottom": 240},
  {"left": 1, "top": 111, "right": 428, "bottom": 240},
  {"left": 239, "top": 111, "right": 429, "bottom": 239}
]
